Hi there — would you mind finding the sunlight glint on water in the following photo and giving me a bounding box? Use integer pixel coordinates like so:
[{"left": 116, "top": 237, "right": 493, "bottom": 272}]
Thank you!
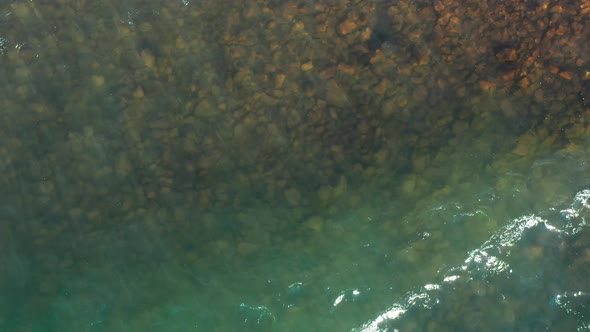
[{"left": 356, "top": 189, "right": 590, "bottom": 332}]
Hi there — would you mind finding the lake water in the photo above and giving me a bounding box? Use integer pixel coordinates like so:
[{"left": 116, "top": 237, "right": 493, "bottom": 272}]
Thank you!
[{"left": 1, "top": 1, "right": 590, "bottom": 331}]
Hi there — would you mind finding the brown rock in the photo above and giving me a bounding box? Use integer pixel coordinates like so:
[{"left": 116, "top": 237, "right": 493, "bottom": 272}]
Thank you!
[
  {"left": 495, "top": 48, "right": 517, "bottom": 62},
  {"left": 338, "top": 19, "right": 358, "bottom": 35},
  {"left": 559, "top": 71, "right": 573, "bottom": 80}
]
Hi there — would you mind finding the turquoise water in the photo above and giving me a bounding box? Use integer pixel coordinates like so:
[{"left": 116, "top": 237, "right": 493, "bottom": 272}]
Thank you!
[{"left": 1, "top": 1, "right": 590, "bottom": 331}]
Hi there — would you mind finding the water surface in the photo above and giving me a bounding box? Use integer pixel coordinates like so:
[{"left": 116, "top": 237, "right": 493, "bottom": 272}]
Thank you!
[{"left": 1, "top": 1, "right": 589, "bottom": 331}]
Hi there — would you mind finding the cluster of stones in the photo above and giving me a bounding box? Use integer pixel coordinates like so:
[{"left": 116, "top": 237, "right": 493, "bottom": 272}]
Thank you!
[{"left": 1, "top": 0, "right": 590, "bottom": 304}]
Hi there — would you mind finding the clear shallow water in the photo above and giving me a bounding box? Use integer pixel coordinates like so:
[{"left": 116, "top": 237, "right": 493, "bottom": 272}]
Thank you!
[
  {"left": 3, "top": 132, "right": 589, "bottom": 332},
  {"left": 1, "top": 1, "right": 590, "bottom": 331}
]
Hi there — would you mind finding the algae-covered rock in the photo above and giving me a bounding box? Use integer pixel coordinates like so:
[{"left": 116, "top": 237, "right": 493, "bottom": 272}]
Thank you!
[{"left": 284, "top": 188, "right": 301, "bottom": 206}]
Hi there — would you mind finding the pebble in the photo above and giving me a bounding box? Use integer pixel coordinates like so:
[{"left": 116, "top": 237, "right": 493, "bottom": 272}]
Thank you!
[
  {"left": 304, "top": 216, "right": 323, "bottom": 232},
  {"left": 285, "top": 188, "right": 301, "bottom": 206},
  {"left": 338, "top": 19, "right": 358, "bottom": 35},
  {"left": 237, "top": 242, "right": 258, "bottom": 256}
]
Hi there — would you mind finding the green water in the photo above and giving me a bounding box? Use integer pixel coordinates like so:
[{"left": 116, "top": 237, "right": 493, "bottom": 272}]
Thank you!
[{"left": 1, "top": 1, "right": 590, "bottom": 331}]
